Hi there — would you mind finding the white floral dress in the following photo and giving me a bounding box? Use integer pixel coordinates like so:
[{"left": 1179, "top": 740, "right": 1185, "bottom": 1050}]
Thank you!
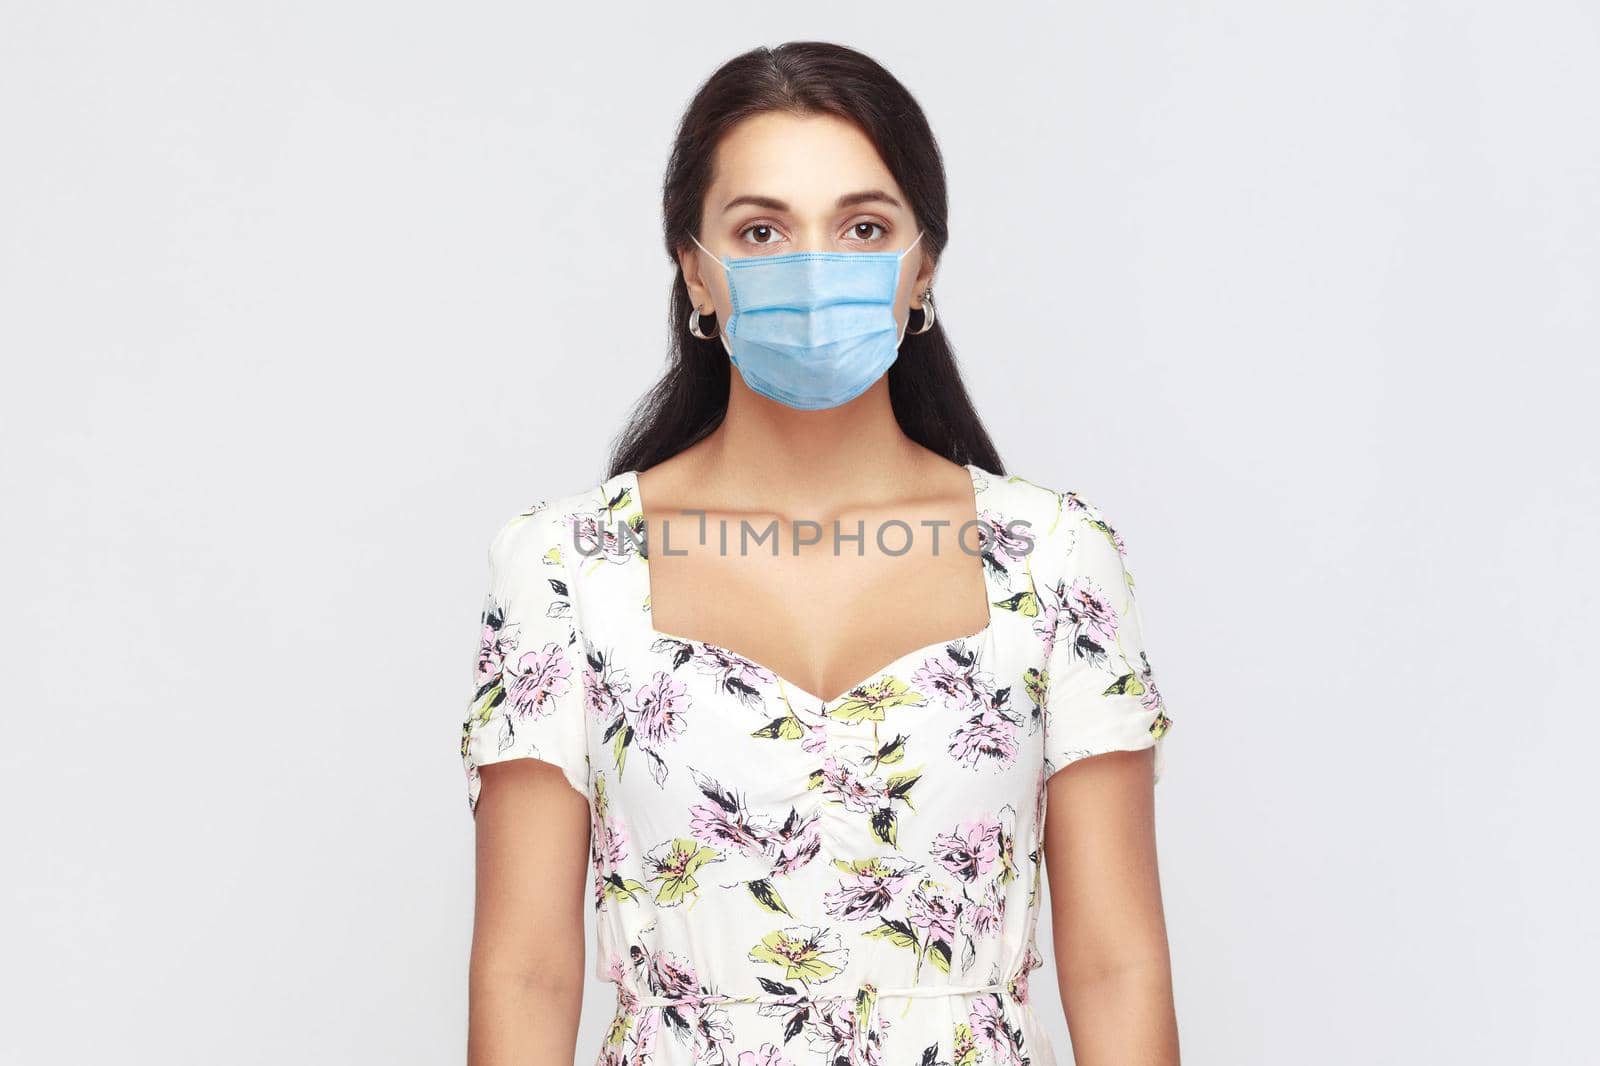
[{"left": 461, "top": 463, "right": 1173, "bottom": 1066}]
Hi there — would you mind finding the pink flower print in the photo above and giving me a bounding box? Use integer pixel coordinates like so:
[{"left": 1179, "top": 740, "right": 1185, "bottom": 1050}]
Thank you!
[
  {"left": 910, "top": 646, "right": 995, "bottom": 713},
  {"left": 947, "top": 709, "right": 1020, "bottom": 768},
  {"left": 690, "top": 1004, "right": 735, "bottom": 1063},
  {"left": 804, "top": 1002, "right": 856, "bottom": 1064},
  {"left": 504, "top": 642, "right": 573, "bottom": 720},
  {"left": 798, "top": 714, "right": 830, "bottom": 755},
  {"left": 592, "top": 809, "right": 629, "bottom": 870},
  {"left": 931, "top": 816, "right": 1004, "bottom": 883},
  {"left": 1068, "top": 573, "right": 1120, "bottom": 646},
  {"left": 969, "top": 993, "right": 1027, "bottom": 1065},
  {"left": 567, "top": 512, "right": 642, "bottom": 566},
  {"left": 631, "top": 671, "right": 689, "bottom": 747},
  {"left": 905, "top": 880, "right": 961, "bottom": 945},
  {"left": 768, "top": 808, "right": 823, "bottom": 877},
  {"left": 645, "top": 948, "right": 701, "bottom": 1000},
  {"left": 1032, "top": 589, "right": 1062, "bottom": 659},
  {"left": 583, "top": 648, "right": 633, "bottom": 721},
  {"left": 604, "top": 955, "right": 639, "bottom": 1014},
  {"left": 960, "top": 879, "right": 1006, "bottom": 939},
  {"left": 823, "top": 856, "right": 923, "bottom": 921},
  {"left": 738, "top": 1044, "right": 795, "bottom": 1066},
  {"left": 1101, "top": 521, "right": 1128, "bottom": 555},
  {"left": 689, "top": 643, "right": 778, "bottom": 709},
  {"left": 589, "top": 801, "right": 633, "bottom": 910},
  {"left": 1141, "top": 672, "right": 1166, "bottom": 715},
  {"left": 475, "top": 605, "right": 517, "bottom": 688},
  {"left": 688, "top": 769, "right": 778, "bottom": 857},
  {"left": 626, "top": 1009, "right": 659, "bottom": 1066},
  {"left": 817, "top": 756, "right": 889, "bottom": 814},
  {"left": 1133, "top": 649, "right": 1169, "bottom": 717},
  {"left": 688, "top": 802, "right": 775, "bottom": 857},
  {"left": 976, "top": 508, "right": 1032, "bottom": 569},
  {"left": 1012, "top": 941, "right": 1044, "bottom": 1005}
]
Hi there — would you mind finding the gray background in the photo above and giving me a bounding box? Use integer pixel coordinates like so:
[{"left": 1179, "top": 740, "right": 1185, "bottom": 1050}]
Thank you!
[{"left": 3, "top": 2, "right": 1596, "bottom": 1063}]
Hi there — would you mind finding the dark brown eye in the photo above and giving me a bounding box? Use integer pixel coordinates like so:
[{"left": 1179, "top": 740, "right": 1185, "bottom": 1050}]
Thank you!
[{"left": 749, "top": 225, "right": 774, "bottom": 244}]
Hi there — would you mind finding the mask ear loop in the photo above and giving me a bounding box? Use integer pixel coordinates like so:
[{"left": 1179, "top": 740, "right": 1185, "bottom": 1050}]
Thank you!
[
  {"left": 689, "top": 232, "right": 727, "bottom": 272},
  {"left": 686, "top": 233, "right": 735, "bottom": 356},
  {"left": 895, "top": 229, "right": 927, "bottom": 347}
]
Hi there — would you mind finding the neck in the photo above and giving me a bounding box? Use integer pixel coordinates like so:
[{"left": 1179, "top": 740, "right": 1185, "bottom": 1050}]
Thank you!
[{"left": 685, "top": 377, "right": 924, "bottom": 512}]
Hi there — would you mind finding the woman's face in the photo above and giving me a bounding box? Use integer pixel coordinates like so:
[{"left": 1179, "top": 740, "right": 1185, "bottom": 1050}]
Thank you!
[{"left": 681, "top": 110, "right": 936, "bottom": 335}]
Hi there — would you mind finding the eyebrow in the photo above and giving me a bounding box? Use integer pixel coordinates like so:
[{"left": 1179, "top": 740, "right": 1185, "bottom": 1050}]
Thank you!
[{"left": 721, "top": 189, "right": 905, "bottom": 213}]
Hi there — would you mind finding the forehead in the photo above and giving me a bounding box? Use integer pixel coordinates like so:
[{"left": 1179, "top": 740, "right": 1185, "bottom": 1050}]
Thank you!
[{"left": 708, "top": 111, "right": 905, "bottom": 214}]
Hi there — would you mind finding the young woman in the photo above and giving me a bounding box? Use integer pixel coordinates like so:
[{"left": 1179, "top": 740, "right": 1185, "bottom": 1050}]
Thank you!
[{"left": 461, "top": 42, "right": 1179, "bottom": 1066}]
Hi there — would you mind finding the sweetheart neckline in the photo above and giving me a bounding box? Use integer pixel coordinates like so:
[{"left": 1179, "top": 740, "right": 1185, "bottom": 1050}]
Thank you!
[
  {"left": 642, "top": 618, "right": 998, "bottom": 710},
  {"left": 624, "top": 462, "right": 997, "bottom": 708}
]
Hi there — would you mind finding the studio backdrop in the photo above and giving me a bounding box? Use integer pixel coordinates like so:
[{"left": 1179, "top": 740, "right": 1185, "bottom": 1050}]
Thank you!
[{"left": 2, "top": 3, "right": 1595, "bottom": 1064}]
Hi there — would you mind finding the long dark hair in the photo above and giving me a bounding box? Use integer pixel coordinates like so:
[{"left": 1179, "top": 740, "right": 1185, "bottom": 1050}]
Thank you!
[{"left": 605, "top": 41, "right": 1005, "bottom": 480}]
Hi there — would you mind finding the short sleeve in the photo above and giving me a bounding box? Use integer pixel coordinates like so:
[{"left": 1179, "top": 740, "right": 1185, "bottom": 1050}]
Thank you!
[
  {"left": 460, "top": 506, "right": 592, "bottom": 817},
  {"left": 1041, "top": 497, "right": 1175, "bottom": 784}
]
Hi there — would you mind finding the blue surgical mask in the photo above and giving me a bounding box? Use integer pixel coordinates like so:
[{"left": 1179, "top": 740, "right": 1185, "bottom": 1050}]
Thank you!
[{"left": 690, "top": 230, "right": 925, "bottom": 410}]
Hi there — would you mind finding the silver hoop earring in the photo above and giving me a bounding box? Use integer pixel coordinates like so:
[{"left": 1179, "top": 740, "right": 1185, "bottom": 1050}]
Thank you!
[
  {"left": 908, "top": 291, "right": 937, "bottom": 335},
  {"left": 688, "top": 305, "right": 719, "bottom": 340}
]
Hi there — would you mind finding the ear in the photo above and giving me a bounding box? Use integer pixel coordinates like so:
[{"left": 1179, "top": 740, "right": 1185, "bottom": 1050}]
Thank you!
[
  {"left": 678, "top": 240, "right": 720, "bottom": 314},
  {"left": 911, "top": 251, "right": 937, "bottom": 308}
]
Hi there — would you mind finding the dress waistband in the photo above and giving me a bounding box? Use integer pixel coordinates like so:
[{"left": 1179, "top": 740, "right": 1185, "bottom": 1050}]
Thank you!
[{"left": 617, "top": 979, "right": 1025, "bottom": 1066}]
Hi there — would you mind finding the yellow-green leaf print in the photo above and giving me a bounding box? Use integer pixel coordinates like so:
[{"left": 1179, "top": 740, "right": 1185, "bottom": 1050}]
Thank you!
[
  {"left": 1151, "top": 709, "right": 1173, "bottom": 739},
  {"left": 993, "top": 590, "right": 1040, "bottom": 617},
  {"left": 862, "top": 918, "right": 919, "bottom": 952},
  {"left": 747, "top": 926, "right": 849, "bottom": 985},
  {"left": 954, "top": 1021, "right": 979, "bottom": 1066},
  {"left": 604, "top": 1007, "right": 633, "bottom": 1048},
  {"left": 997, "top": 838, "right": 1018, "bottom": 886},
  {"left": 855, "top": 984, "right": 879, "bottom": 1031},
  {"left": 646, "top": 838, "right": 721, "bottom": 907},
  {"left": 751, "top": 714, "right": 806, "bottom": 741},
  {"left": 830, "top": 677, "right": 928, "bottom": 723},
  {"left": 885, "top": 769, "right": 923, "bottom": 802},
  {"left": 612, "top": 724, "right": 632, "bottom": 776},
  {"left": 601, "top": 872, "right": 649, "bottom": 904},
  {"left": 468, "top": 685, "right": 502, "bottom": 730},
  {"left": 1086, "top": 516, "right": 1120, "bottom": 552},
  {"left": 603, "top": 485, "right": 633, "bottom": 518},
  {"left": 1102, "top": 672, "right": 1147, "bottom": 697},
  {"left": 747, "top": 878, "right": 794, "bottom": 916},
  {"left": 875, "top": 733, "right": 908, "bottom": 764},
  {"left": 1024, "top": 667, "right": 1047, "bottom": 708},
  {"left": 927, "top": 936, "right": 953, "bottom": 973},
  {"left": 870, "top": 806, "right": 899, "bottom": 847}
]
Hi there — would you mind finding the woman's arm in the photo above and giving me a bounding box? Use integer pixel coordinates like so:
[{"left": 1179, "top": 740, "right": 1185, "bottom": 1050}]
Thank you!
[
  {"left": 1043, "top": 746, "right": 1179, "bottom": 1066},
  {"left": 468, "top": 759, "right": 592, "bottom": 1066}
]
